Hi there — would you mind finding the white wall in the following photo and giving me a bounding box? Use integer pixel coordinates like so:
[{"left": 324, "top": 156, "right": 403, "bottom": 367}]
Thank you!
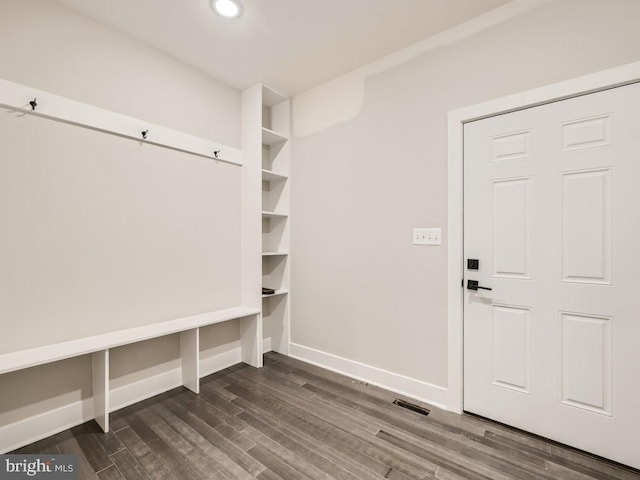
[
  {"left": 290, "top": 0, "right": 640, "bottom": 404},
  {"left": 0, "top": 0, "right": 239, "bottom": 143},
  {"left": 0, "top": 0, "right": 243, "bottom": 447}
]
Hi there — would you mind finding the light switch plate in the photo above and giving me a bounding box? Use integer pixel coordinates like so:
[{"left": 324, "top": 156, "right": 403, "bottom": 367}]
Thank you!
[{"left": 413, "top": 228, "right": 442, "bottom": 245}]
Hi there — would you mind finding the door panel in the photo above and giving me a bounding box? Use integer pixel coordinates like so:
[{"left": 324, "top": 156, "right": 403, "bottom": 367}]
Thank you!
[
  {"left": 491, "top": 305, "right": 531, "bottom": 394},
  {"left": 560, "top": 311, "right": 612, "bottom": 415},
  {"left": 463, "top": 82, "right": 640, "bottom": 469},
  {"left": 492, "top": 178, "right": 531, "bottom": 278},
  {"left": 561, "top": 168, "right": 612, "bottom": 284}
]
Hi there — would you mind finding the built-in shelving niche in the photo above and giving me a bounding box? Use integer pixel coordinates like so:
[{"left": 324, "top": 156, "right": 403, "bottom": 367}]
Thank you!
[
  {"left": 262, "top": 255, "right": 287, "bottom": 293},
  {"left": 259, "top": 85, "right": 290, "bottom": 355},
  {"left": 262, "top": 141, "right": 287, "bottom": 173},
  {"left": 262, "top": 291, "right": 288, "bottom": 354},
  {"left": 262, "top": 177, "right": 287, "bottom": 213},
  {"left": 262, "top": 215, "right": 287, "bottom": 253}
]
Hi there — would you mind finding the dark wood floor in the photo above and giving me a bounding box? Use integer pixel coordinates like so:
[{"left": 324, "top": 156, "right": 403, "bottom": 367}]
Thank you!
[{"left": 13, "top": 352, "right": 640, "bottom": 480}]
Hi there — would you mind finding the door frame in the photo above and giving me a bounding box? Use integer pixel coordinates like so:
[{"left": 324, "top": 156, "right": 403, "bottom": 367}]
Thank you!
[{"left": 446, "top": 61, "right": 640, "bottom": 414}]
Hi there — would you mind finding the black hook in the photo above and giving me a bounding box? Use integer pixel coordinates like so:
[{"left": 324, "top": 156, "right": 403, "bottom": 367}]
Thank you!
[
  {"left": 29, "top": 98, "right": 37, "bottom": 111},
  {"left": 213, "top": 150, "right": 221, "bottom": 158},
  {"left": 141, "top": 129, "right": 149, "bottom": 140}
]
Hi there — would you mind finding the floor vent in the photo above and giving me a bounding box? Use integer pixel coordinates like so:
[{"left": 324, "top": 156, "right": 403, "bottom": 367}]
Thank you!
[{"left": 393, "top": 399, "right": 430, "bottom": 416}]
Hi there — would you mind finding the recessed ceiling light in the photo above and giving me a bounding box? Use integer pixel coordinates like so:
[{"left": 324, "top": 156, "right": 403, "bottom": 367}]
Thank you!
[{"left": 211, "top": 0, "right": 243, "bottom": 19}]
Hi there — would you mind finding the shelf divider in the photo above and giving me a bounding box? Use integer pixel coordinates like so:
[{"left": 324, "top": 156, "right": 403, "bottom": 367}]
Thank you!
[
  {"left": 240, "top": 313, "right": 263, "bottom": 367},
  {"left": 180, "top": 328, "right": 200, "bottom": 394},
  {"left": 92, "top": 349, "right": 109, "bottom": 432}
]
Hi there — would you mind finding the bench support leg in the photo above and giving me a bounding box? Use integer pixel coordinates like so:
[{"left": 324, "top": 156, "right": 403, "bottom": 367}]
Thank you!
[
  {"left": 92, "top": 349, "right": 109, "bottom": 432},
  {"left": 240, "top": 313, "right": 263, "bottom": 368},
  {"left": 181, "top": 328, "right": 200, "bottom": 394}
]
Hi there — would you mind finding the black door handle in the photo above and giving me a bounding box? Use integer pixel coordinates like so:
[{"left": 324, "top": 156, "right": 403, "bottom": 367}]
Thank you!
[{"left": 467, "top": 279, "right": 492, "bottom": 291}]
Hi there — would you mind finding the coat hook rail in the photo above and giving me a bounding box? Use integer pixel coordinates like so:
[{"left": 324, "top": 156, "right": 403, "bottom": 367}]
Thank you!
[{"left": 0, "top": 79, "right": 242, "bottom": 165}]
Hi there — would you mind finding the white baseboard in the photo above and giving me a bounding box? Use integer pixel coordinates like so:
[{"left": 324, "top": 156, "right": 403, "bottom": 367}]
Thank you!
[
  {"left": 0, "top": 338, "right": 273, "bottom": 453},
  {"left": 289, "top": 343, "right": 449, "bottom": 410},
  {"left": 109, "top": 368, "right": 183, "bottom": 414},
  {"left": 0, "top": 398, "right": 93, "bottom": 454},
  {"left": 262, "top": 337, "right": 272, "bottom": 354},
  {"left": 200, "top": 342, "right": 243, "bottom": 379}
]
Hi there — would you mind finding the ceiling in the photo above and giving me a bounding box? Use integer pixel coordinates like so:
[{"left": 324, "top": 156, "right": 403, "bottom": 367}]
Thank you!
[{"left": 57, "top": 0, "right": 511, "bottom": 96}]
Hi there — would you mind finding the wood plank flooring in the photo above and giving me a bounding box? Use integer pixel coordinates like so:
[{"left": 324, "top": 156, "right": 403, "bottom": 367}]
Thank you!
[{"left": 13, "top": 353, "right": 640, "bottom": 479}]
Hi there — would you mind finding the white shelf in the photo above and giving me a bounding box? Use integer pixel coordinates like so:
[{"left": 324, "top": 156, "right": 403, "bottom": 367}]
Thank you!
[
  {"left": 262, "top": 85, "right": 288, "bottom": 107},
  {"left": 0, "top": 306, "right": 260, "bottom": 375},
  {"left": 262, "top": 169, "right": 288, "bottom": 182},
  {"left": 262, "top": 127, "right": 288, "bottom": 146},
  {"left": 262, "top": 290, "right": 289, "bottom": 299},
  {"left": 262, "top": 211, "right": 288, "bottom": 219},
  {"left": 262, "top": 251, "right": 288, "bottom": 257}
]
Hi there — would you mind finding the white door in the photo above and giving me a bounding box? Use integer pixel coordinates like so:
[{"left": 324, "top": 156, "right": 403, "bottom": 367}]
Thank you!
[{"left": 463, "top": 82, "right": 640, "bottom": 469}]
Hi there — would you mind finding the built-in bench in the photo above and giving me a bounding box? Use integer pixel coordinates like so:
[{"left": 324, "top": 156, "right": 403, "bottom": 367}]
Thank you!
[{"left": 0, "top": 306, "right": 261, "bottom": 432}]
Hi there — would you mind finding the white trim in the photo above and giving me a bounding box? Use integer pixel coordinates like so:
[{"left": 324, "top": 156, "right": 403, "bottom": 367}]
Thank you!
[
  {"left": 447, "top": 61, "right": 640, "bottom": 414},
  {"left": 0, "top": 338, "right": 273, "bottom": 453},
  {"left": 262, "top": 337, "right": 273, "bottom": 353},
  {"left": 0, "top": 78, "right": 242, "bottom": 166},
  {"left": 0, "top": 398, "right": 94, "bottom": 454},
  {"left": 289, "top": 343, "right": 448, "bottom": 410},
  {"left": 109, "top": 366, "right": 184, "bottom": 415}
]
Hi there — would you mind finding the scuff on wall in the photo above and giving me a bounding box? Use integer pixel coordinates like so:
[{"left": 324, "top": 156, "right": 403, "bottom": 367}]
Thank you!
[{"left": 292, "top": 0, "right": 552, "bottom": 137}]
